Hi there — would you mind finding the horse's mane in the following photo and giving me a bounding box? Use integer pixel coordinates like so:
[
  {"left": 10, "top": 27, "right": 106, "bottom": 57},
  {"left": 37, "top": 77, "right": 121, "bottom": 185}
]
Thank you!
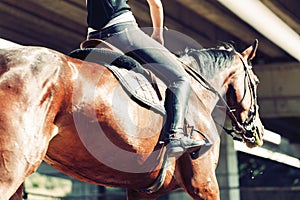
[{"left": 179, "top": 43, "right": 236, "bottom": 79}]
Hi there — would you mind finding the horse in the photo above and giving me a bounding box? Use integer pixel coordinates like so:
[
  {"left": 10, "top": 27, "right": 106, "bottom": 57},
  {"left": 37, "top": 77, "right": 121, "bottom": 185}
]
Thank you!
[{"left": 0, "top": 40, "right": 264, "bottom": 200}]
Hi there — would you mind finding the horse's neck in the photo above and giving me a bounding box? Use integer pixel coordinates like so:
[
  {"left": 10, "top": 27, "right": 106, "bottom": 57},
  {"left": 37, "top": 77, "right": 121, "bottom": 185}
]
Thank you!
[{"left": 192, "top": 60, "right": 241, "bottom": 112}]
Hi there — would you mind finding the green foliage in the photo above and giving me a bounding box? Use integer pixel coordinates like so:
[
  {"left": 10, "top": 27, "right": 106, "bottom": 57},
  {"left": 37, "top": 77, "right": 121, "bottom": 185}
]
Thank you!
[{"left": 25, "top": 172, "right": 72, "bottom": 197}]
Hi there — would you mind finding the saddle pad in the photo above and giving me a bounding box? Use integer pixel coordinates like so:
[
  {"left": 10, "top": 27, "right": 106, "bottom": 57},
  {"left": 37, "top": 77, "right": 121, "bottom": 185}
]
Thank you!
[{"left": 105, "top": 64, "right": 166, "bottom": 115}]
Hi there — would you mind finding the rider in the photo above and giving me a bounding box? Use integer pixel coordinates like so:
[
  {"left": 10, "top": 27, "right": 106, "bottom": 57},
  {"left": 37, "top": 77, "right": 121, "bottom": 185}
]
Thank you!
[{"left": 86, "top": 0, "right": 205, "bottom": 156}]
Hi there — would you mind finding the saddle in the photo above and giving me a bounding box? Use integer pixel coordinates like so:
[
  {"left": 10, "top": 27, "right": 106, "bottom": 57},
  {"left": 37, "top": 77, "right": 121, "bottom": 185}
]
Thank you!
[
  {"left": 80, "top": 38, "right": 124, "bottom": 54},
  {"left": 70, "top": 39, "right": 166, "bottom": 115}
]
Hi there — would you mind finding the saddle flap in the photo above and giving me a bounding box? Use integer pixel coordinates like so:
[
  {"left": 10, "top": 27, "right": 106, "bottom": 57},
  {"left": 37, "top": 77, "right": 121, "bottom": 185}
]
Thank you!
[{"left": 105, "top": 64, "right": 166, "bottom": 115}]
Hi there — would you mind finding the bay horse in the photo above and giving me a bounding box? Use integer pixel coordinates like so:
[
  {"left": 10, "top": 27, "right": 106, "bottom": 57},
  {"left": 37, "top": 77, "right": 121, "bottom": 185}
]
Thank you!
[{"left": 0, "top": 40, "right": 263, "bottom": 200}]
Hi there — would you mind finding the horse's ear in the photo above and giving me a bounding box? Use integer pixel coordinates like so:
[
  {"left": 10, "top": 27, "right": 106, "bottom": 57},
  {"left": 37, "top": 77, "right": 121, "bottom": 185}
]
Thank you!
[{"left": 241, "top": 39, "right": 258, "bottom": 62}]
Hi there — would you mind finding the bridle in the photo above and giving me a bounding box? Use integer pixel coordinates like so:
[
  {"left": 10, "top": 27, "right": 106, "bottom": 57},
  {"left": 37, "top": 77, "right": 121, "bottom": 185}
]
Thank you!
[
  {"left": 225, "top": 53, "right": 259, "bottom": 143},
  {"left": 178, "top": 51, "right": 259, "bottom": 143}
]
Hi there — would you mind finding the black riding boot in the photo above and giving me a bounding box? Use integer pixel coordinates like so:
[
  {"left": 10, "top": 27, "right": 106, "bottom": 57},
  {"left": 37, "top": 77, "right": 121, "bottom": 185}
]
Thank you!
[{"left": 163, "top": 78, "right": 205, "bottom": 157}]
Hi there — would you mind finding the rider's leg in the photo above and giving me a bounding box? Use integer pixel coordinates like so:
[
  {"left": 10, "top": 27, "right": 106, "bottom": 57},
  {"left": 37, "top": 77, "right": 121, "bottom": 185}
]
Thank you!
[
  {"left": 164, "top": 77, "right": 205, "bottom": 156},
  {"left": 122, "top": 34, "right": 205, "bottom": 155}
]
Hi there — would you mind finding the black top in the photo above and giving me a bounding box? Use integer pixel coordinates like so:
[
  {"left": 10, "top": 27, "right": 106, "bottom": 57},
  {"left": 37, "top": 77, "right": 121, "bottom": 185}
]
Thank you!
[{"left": 87, "top": 0, "right": 131, "bottom": 29}]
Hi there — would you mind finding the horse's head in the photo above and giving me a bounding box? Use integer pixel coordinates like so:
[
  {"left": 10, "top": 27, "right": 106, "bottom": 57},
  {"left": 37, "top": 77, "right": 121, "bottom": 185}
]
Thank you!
[{"left": 227, "top": 40, "right": 264, "bottom": 148}]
